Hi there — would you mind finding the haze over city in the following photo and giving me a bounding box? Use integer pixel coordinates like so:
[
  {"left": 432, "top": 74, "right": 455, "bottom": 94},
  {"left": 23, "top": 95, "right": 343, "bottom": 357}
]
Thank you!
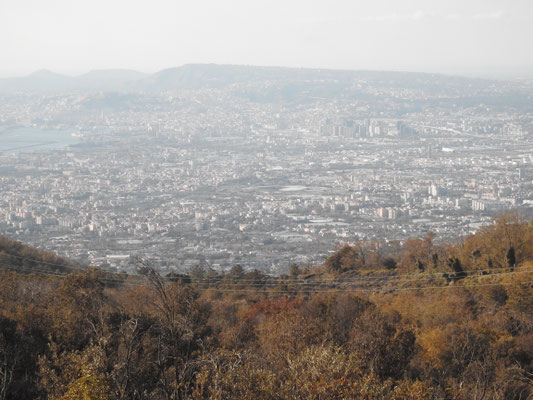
[
  {"left": 1, "top": 0, "right": 533, "bottom": 78},
  {"left": 1, "top": 0, "right": 533, "bottom": 273},
  {"left": 3, "top": 2, "right": 533, "bottom": 398}
]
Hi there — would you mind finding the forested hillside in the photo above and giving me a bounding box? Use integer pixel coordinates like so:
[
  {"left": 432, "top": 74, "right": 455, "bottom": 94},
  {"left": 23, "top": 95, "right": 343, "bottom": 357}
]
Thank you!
[
  {"left": 0, "top": 236, "right": 83, "bottom": 275},
  {"left": 1, "top": 214, "right": 533, "bottom": 399}
]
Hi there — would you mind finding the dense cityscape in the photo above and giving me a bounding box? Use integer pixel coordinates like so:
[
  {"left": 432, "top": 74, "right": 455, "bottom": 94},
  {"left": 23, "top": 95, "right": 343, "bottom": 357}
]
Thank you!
[{"left": 1, "top": 65, "right": 533, "bottom": 274}]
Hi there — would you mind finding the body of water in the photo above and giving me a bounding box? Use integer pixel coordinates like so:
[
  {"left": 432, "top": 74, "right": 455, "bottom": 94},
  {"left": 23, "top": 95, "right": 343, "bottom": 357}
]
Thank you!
[{"left": 0, "top": 127, "right": 81, "bottom": 154}]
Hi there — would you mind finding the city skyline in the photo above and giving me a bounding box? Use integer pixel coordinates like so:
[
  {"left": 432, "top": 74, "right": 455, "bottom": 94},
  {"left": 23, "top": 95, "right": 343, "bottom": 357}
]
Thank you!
[{"left": 1, "top": 65, "right": 532, "bottom": 273}]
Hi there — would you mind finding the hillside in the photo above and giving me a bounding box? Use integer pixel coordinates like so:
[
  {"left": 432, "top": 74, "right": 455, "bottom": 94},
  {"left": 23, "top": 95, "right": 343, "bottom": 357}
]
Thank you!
[
  {"left": 0, "top": 235, "right": 83, "bottom": 275},
  {"left": 1, "top": 214, "right": 533, "bottom": 399},
  {"left": 0, "top": 63, "right": 494, "bottom": 94},
  {"left": 0, "top": 69, "right": 147, "bottom": 93}
]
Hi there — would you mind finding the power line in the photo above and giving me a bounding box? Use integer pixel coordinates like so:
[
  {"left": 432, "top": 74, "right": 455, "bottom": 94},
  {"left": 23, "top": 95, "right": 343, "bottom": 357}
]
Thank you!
[
  {"left": 2, "top": 251, "right": 532, "bottom": 288},
  {"left": 0, "top": 251, "right": 86, "bottom": 271},
  {"left": 2, "top": 260, "right": 532, "bottom": 294},
  {"left": 1, "top": 250, "right": 529, "bottom": 285},
  {"left": 0, "top": 264, "right": 143, "bottom": 286}
]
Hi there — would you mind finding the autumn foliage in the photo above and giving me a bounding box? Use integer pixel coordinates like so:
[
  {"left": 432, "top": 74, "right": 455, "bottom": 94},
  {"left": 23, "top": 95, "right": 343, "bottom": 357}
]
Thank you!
[{"left": 1, "top": 214, "right": 533, "bottom": 399}]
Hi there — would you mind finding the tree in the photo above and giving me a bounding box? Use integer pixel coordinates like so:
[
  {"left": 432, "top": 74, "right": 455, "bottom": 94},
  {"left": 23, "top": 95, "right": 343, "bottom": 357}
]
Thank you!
[
  {"left": 506, "top": 245, "right": 516, "bottom": 270},
  {"left": 288, "top": 263, "right": 300, "bottom": 278},
  {"left": 108, "top": 316, "right": 157, "bottom": 400},
  {"left": 45, "top": 270, "right": 108, "bottom": 350},
  {"left": 301, "top": 293, "right": 372, "bottom": 346},
  {"left": 383, "top": 257, "right": 397, "bottom": 270},
  {"left": 229, "top": 265, "right": 244, "bottom": 280},
  {"left": 140, "top": 267, "right": 211, "bottom": 399},
  {"left": 324, "top": 245, "right": 359, "bottom": 274},
  {"left": 444, "top": 257, "right": 466, "bottom": 282},
  {"left": 349, "top": 309, "right": 415, "bottom": 379},
  {"left": 398, "top": 232, "right": 435, "bottom": 273},
  {"left": 0, "top": 318, "right": 19, "bottom": 400},
  {"left": 39, "top": 344, "right": 110, "bottom": 400}
]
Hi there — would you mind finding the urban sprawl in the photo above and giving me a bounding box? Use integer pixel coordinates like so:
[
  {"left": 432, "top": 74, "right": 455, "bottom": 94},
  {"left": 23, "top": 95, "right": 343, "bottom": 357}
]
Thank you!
[{"left": 1, "top": 66, "right": 532, "bottom": 274}]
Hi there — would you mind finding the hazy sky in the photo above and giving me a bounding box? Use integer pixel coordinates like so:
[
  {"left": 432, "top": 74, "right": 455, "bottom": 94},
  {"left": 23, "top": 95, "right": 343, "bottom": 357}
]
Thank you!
[{"left": 1, "top": 0, "right": 532, "bottom": 78}]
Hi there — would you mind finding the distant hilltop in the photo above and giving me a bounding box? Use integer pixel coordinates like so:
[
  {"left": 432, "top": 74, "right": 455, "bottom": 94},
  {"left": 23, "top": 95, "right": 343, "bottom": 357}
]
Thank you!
[
  {"left": 0, "top": 63, "right": 495, "bottom": 94},
  {"left": 0, "top": 68, "right": 148, "bottom": 93}
]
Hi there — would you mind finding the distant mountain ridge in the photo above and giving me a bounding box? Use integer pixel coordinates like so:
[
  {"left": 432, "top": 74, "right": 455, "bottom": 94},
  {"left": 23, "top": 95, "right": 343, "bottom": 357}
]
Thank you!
[
  {"left": 0, "top": 64, "right": 491, "bottom": 94},
  {"left": 0, "top": 68, "right": 148, "bottom": 93}
]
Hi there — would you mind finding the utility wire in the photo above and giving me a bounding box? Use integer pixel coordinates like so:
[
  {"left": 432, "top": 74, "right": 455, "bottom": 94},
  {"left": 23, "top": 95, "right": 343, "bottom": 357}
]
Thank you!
[
  {"left": 0, "top": 251, "right": 529, "bottom": 284},
  {"left": 2, "top": 251, "right": 532, "bottom": 289},
  {"left": 2, "top": 261, "right": 532, "bottom": 294}
]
